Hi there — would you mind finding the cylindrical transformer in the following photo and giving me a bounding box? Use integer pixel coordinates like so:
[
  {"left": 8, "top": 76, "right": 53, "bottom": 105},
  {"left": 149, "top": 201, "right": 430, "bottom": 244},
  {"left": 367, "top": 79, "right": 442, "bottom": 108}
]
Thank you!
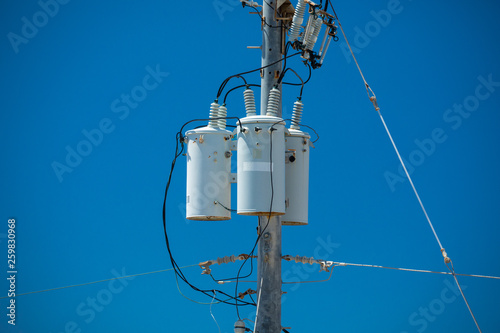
[
  {"left": 185, "top": 126, "right": 233, "bottom": 220},
  {"left": 282, "top": 129, "right": 311, "bottom": 225},
  {"left": 237, "top": 115, "right": 286, "bottom": 216}
]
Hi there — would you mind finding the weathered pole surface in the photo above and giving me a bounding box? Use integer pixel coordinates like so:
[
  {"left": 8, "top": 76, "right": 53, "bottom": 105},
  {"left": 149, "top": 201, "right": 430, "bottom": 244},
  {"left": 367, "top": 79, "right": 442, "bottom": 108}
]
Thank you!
[{"left": 256, "top": 1, "right": 282, "bottom": 332}]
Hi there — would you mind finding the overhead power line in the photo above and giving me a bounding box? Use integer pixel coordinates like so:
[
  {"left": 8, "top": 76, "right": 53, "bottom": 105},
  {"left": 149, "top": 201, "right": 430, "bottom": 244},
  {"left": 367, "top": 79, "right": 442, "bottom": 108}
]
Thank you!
[
  {"left": 2, "top": 260, "right": 498, "bottom": 301},
  {"left": 0, "top": 264, "right": 198, "bottom": 300},
  {"left": 331, "top": 261, "right": 500, "bottom": 280}
]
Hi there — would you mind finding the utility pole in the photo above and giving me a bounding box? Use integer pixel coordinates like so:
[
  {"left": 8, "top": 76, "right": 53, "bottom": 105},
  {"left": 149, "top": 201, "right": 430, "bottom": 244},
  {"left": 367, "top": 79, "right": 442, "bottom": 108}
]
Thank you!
[
  {"left": 184, "top": 2, "right": 334, "bottom": 332},
  {"left": 256, "top": 1, "right": 283, "bottom": 332}
]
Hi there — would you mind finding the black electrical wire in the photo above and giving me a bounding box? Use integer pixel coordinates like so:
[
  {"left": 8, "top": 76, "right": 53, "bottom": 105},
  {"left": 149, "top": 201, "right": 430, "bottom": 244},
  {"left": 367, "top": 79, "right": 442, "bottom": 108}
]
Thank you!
[
  {"left": 162, "top": 118, "right": 256, "bottom": 307},
  {"left": 162, "top": 133, "right": 243, "bottom": 305},
  {"left": 278, "top": 42, "right": 312, "bottom": 94},
  {"left": 177, "top": 117, "right": 243, "bottom": 135},
  {"left": 211, "top": 121, "right": 319, "bottom": 295},
  {"left": 223, "top": 84, "right": 261, "bottom": 104},
  {"left": 216, "top": 51, "right": 302, "bottom": 100},
  {"left": 215, "top": 200, "right": 237, "bottom": 212},
  {"left": 282, "top": 62, "right": 312, "bottom": 87},
  {"left": 300, "top": 124, "right": 320, "bottom": 143},
  {"left": 235, "top": 117, "right": 283, "bottom": 319},
  {"left": 280, "top": 67, "right": 305, "bottom": 97},
  {"left": 277, "top": 117, "right": 320, "bottom": 143},
  {"left": 210, "top": 46, "right": 309, "bottom": 290},
  {"left": 217, "top": 75, "right": 247, "bottom": 101},
  {"left": 278, "top": 41, "right": 302, "bottom": 85},
  {"left": 278, "top": 41, "right": 292, "bottom": 83}
]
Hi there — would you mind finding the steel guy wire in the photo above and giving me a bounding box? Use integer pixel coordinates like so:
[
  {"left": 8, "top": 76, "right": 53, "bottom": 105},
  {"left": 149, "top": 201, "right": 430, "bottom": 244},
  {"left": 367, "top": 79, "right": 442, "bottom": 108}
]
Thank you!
[{"left": 328, "top": 2, "right": 482, "bottom": 331}]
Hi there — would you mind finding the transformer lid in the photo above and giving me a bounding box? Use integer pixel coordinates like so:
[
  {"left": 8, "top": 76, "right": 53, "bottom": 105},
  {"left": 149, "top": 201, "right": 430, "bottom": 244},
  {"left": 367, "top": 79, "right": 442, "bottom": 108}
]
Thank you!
[
  {"left": 185, "top": 126, "right": 232, "bottom": 136},
  {"left": 286, "top": 128, "right": 311, "bottom": 139},
  {"left": 238, "top": 115, "right": 285, "bottom": 125}
]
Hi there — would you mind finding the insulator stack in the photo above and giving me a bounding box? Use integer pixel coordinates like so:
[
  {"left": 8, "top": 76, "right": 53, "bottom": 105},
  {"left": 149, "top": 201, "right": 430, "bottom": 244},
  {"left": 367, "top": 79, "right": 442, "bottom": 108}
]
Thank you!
[
  {"left": 301, "top": 14, "right": 315, "bottom": 44},
  {"left": 219, "top": 104, "right": 227, "bottom": 129},
  {"left": 243, "top": 88, "right": 257, "bottom": 116},
  {"left": 304, "top": 15, "right": 323, "bottom": 50},
  {"left": 208, "top": 102, "right": 220, "bottom": 128},
  {"left": 266, "top": 87, "right": 281, "bottom": 117},
  {"left": 289, "top": 0, "right": 306, "bottom": 42},
  {"left": 291, "top": 99, "right": 303, "bottom": 130},
  {"left": 234, "top": 320, "right": 246, "bottom": 333}
]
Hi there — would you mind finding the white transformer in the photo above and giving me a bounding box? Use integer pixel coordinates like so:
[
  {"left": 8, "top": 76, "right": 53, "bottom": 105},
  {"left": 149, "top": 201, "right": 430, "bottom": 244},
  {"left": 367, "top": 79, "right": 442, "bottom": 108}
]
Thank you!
[
  {"left": 237, "top": 115, "right": 286, "bottom": 216},
  {"left": 185, "top": 126, "right": 233, "bottom": 220},
  {"left": 282, "top": 128, "right": 311, "bottom": 225}
]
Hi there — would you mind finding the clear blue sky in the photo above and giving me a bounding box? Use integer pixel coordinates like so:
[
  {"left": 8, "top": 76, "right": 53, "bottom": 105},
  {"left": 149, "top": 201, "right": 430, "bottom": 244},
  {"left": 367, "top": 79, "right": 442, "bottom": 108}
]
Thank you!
[{"left": 1, "top": 0, "right": 500, "bottom": 332}]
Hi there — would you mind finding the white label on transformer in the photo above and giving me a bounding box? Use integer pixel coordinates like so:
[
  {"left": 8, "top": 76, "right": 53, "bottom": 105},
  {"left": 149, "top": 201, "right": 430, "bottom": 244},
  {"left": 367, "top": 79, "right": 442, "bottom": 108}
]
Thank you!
[{"left": 243, "top": 162, "right": 273, "bottom": 172}]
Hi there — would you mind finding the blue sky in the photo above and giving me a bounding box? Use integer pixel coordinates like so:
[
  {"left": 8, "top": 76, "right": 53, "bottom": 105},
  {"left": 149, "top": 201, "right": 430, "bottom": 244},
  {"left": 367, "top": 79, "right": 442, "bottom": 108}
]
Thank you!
[{"left": 1, "top": 0, "right": 500, "bottom": 332}]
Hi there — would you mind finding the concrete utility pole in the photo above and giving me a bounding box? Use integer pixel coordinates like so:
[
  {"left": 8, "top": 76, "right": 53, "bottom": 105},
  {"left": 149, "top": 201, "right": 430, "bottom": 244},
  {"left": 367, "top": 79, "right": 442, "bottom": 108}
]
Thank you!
[{"left": 256, "top": 1, "right": 283, "bottom": 332}]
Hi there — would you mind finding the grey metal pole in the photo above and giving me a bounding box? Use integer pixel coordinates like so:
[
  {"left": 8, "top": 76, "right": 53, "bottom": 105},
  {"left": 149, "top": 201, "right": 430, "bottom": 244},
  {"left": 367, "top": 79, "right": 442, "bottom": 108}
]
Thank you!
[{"left": 256, "top": 1, "right": 282, "bottom": 332}]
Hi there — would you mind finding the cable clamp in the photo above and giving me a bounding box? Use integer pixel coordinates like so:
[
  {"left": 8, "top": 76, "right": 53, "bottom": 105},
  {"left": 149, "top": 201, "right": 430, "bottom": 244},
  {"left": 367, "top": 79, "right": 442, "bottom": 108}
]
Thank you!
[
  {"left": 283, "top": 254, "right": 334, "bottom": 272},
  {"left": 198, "top": 254, "right": 254, "bottom": 275},
  {"left": 441, "top": 248, "right": 451, "bottom": 264},
  {"left": 238, "top": 288, "right": 257, "bottom": 300},
  {"left": 370, "top": 95, "right": 380, "bottom": 111}
]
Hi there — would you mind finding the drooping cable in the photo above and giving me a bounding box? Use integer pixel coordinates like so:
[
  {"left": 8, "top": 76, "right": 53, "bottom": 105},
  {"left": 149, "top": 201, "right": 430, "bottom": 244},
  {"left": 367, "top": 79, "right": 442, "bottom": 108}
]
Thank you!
[
  {"left": 173, "top": 273, "right": 233, "bottom": 305},
  {"left": 278, "top": 42, "right": 312, "bottom": 87},
  {"left": 280, "top": 68, "right": 305, "bottom": 97},
  {"left": 299, "top": 123, "right": 320, "bottom": 143},
  {"left": 162, "top": 118, "right": 255, "bottom": 307},
  {"left": 277, "top": 41, "right": 290, "bottom": 84},
  {"left": 9, "top": 258, "right": 497, "bottom": 301},
  {"left": 223, "top": 84, "right": 261, "bottom": 105},
  {"left": 218, "top": 75, "right": 248, "bottom": 100},
  {"left": 280, "top": 118, "right": 320, "bottom": 143},
  {"left": 0, "top": 264, "right": 197, "bottom": 299}
]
